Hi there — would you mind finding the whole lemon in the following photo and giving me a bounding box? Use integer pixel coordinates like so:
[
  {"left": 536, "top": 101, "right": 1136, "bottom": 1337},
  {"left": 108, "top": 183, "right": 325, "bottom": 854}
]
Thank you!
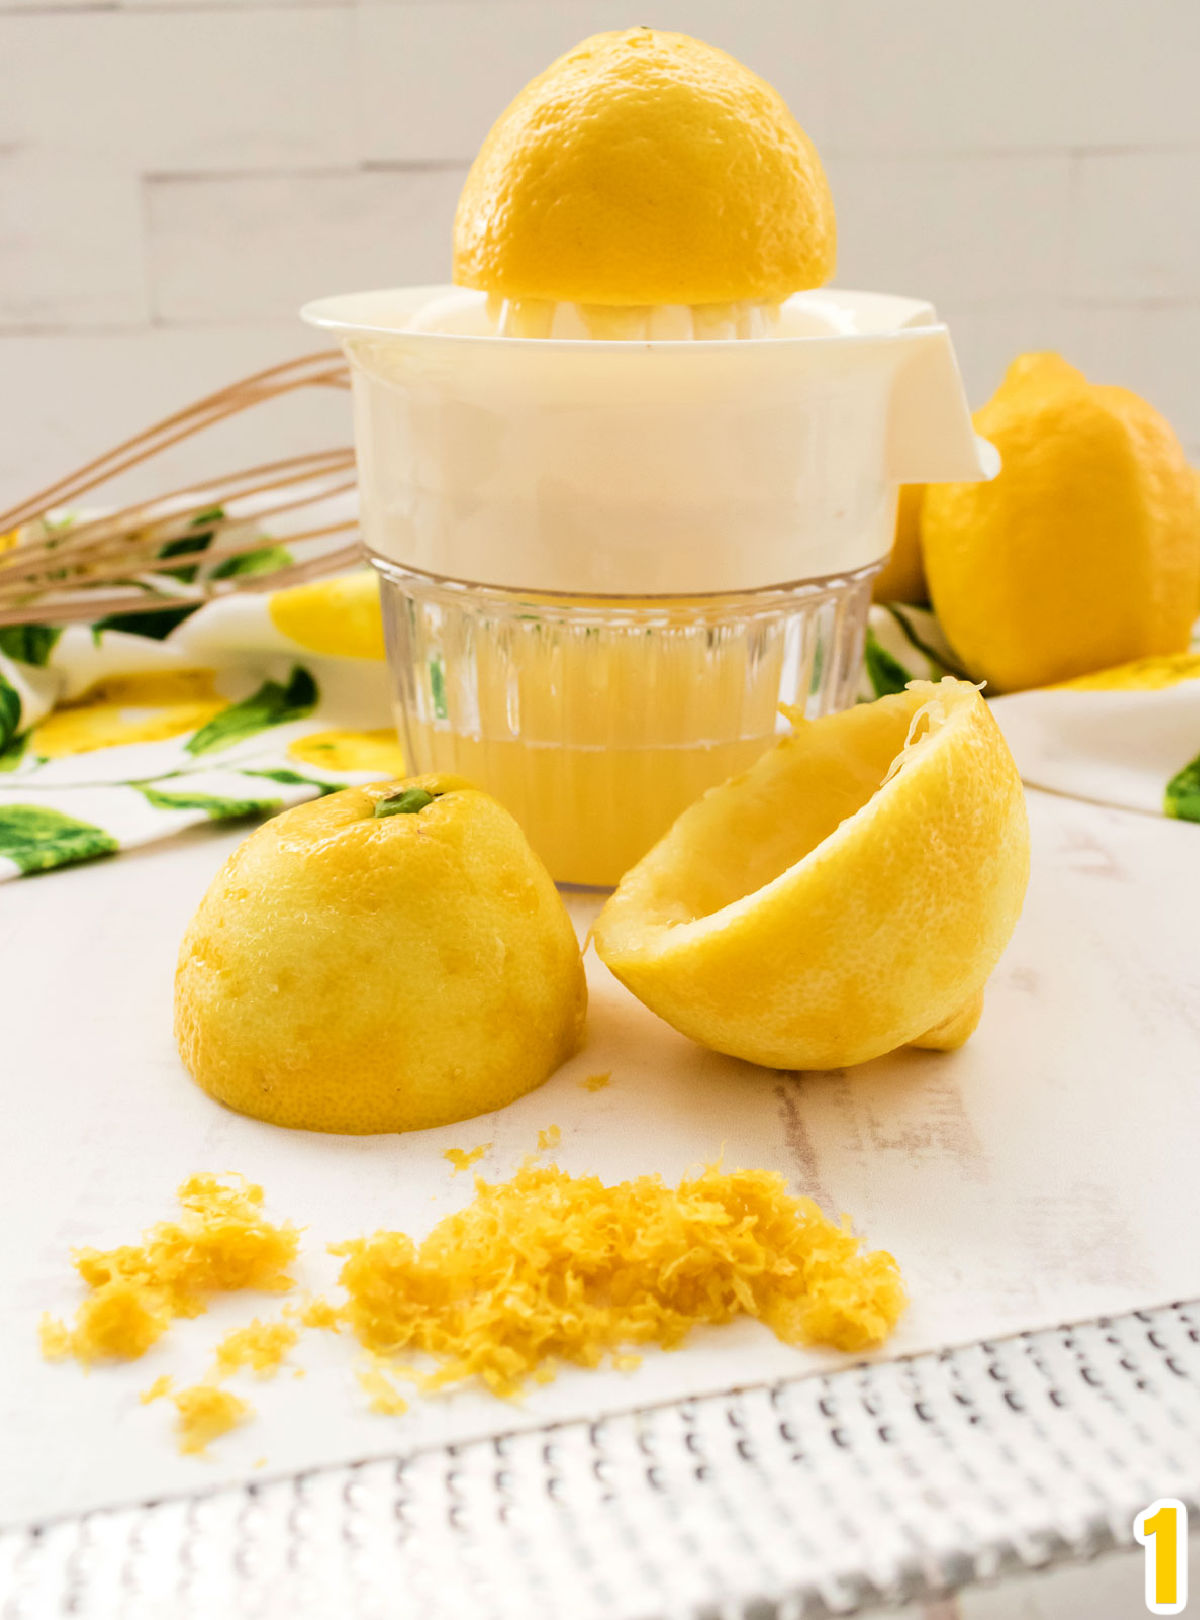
[
  {"left": 175, "top": 777, "right": 586, "bottom": 1134},
  {"left": 923, "top": 354, "right": 1200, "bottom": 693},
  {"left": 453, "top": 28, "right": 835, "bottom": 308},
  {"left": 594, "top": 679, "right": 1028, "bottom": 1071},
  {"left": 872, "top": 485, "right": 928, "bottom": 604}
]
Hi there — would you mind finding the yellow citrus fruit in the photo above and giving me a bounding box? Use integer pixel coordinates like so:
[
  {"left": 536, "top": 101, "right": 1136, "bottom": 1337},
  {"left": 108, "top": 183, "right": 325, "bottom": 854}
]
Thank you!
[
  {"left": 923, "top": 353, "right": 1200, "bottom": 694},
  {"left": 593, "top": 680, "right": 1028, "bottom": 1071},
  {"left": 175, "top": 776, "right": 586, "bottom": 1134},
  {"left": 453, "top": 28, "right": 835, "bottom": 307},
  {"left": 872, "top": 485, "right": 927, "bottom": 603}
]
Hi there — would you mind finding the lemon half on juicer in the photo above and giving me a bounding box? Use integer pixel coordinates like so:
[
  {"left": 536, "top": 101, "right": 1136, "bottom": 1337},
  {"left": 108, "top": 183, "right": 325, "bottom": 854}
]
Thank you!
[
  {"left": 453, "top": 27, "right": 836, "bottom": 337},
  {"left": 594, "top": 680, "right": 1030, "bottom": 1071}
]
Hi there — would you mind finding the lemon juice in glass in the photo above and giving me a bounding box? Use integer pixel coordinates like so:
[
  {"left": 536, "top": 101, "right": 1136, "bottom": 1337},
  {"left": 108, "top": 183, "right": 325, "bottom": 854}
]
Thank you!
[{"left": 304, "top": 30, "right": 992, "bottom": 886}]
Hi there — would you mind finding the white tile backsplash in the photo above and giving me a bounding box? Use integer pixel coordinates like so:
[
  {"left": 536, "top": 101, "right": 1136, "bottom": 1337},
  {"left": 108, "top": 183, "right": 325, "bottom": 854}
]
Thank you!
[
  {"left": 1069, "top": 151, "right": 1200, "bottom": 305},
  {"left": 0, "top": 325, "right": 349, "bottom": 519},
  {"left": 0, "top": 10, "right": 358, "bottom": 174},
  {"left": 357, "top": 1, "right": 838, "bottom": 165},
  {"left": 827, "top": 0, "right": 1200, "bottom": 154},
  {"left": 0, "top": 155, "right": 147, "bottom": 330},
  {"left": 827, "top": 153, "right": 1073, "bottom": 309},
  {"left": 147, "top": 168, "right": 465, "bottom": 321},
  {"left": 0, "top": 0, "right": 1196, "bottom": 508}
]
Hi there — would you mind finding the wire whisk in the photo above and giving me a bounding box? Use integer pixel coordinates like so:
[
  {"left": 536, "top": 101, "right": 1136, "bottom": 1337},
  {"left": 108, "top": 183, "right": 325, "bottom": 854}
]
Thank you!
[{"left": 0, "top": 351, "right": 360, "bottom": 629}]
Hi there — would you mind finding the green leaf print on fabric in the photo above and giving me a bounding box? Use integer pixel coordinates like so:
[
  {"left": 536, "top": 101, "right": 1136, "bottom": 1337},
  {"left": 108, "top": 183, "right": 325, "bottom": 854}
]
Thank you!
[
  {"left": 880, "top": 605, "right": 965, "bottom": 678},
  {"left": 91, "top": 602, "right": 197, "bottom": 643},
  {"left": 136, "top": 786, "right": 282, "bottom": 821},
  {"left": 211, "top": 545, "right": 293, "bottom": 580},
  {"left": 89, "top": 510, "right": 290, "bottom": 643},
  {"left": 0, "top": 805, "right": 118, "bottom": 874},
  {"left": 0, "top": 675, "right": 21, "bottom": 750},
  {"left": 863, "top": 627, "right": 914, "bottom": 698},
  {"left": 91, "top": 508, "right": 224, "bottom": 642},
  {"left": 0, "top": 624, "right": 62, "bottom": 668},
  {"left": 0, "top": 732, "right": 27, "bottom": 773},
  {"left": 185, "top": 666, "right": 318, "bottom": 757},
  {"left": 1165, "top": 751, "right": 1200, "bottom": 824},
  {"left": 242, "top": 768, "right": 340, "bottom": 796}
]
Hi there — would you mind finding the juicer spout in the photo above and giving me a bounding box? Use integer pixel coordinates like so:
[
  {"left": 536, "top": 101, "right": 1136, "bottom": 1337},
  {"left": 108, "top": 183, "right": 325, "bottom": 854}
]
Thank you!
[{"left": 885, "top": 327, "right": 999, "bottom": 485}]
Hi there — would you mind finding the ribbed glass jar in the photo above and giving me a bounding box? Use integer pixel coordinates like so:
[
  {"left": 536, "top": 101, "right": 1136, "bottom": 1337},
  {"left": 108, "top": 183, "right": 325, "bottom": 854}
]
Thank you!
[{"left": 375, "top": 560, "right": 877, "bottom": 887}]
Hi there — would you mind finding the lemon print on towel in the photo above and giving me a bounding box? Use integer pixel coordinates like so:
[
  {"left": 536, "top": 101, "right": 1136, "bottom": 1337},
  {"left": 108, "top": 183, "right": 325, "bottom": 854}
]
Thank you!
[
  {"left": 1055, "top": 651, "right": 1200, "bottom": 824},
  {"left": 0, "top": 805, "right": 117, "bottom": 874},
  {"left": 31, "top": 671, "right": 226, "bottom": 759},
  {"left": 269, "top": 574, "right": 385, "bottom": 662},
  {"left": 288, "top": 730, "right": 404, "bottom": 775},
  {"left": 1054, "top": 653, "right": 1200, "bottom": 692}
]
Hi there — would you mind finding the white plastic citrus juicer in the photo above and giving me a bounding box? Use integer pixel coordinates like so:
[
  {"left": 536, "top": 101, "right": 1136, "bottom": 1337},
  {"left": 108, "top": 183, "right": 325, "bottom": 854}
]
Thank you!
[{"left": 302, "top": 284, "right": 995, "bottom": 886}]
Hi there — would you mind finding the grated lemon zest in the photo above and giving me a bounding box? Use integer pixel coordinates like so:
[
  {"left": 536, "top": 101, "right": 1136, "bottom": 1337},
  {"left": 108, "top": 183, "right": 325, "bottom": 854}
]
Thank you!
[
  {"left": 172, "top": 1383, "right": 251, "bottom": 1455},
  {"left": 212, "top": 1318, "right": 298, "bottom": 1380},
  {"left": 332, "top": 1162, "right": 905, "bottom": 1400},
  {"left": 444, "top": 1145, "right": 490, "bottom": 1175},
  {"left": 43, "top": 1175, "right": 299, "bottom": 1365},
  {"left": 356, "top": 1360, "right": 409, "bottom": 1416}
]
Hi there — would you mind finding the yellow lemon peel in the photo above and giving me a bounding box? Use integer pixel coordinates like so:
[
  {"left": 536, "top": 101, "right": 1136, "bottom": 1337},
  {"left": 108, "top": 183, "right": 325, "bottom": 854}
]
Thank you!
[
  {"left": 444, "top": 1145, "right": 490, "bottom": 1175},
  {"left": 454, "top": 28, "right": 834, "bottom": 307},
  {"left": 594, "top": 679, "right": 1029, "bottom": 1069},
  {"left": 356, "top": 1360, "right": 409, "bottom": 1417},
  {"left": 173, "top": 1383, "right": 251, "bottom": 1455},
  {"left": 331, "top": 1162, "right": 905, "bottom": 1399},
  {"left": 43, "top": 1175, "right": 298, "bottom": 1365},
  {"left": 296, "top": 1296, "right": 341, "bottom": 1332},
  {"left": 924, "top": 352, "right": 1200, "bottom": 693},
  {"left": 174, "top": 779, "right": 587, "bottom": 1134},
  {"left": 212, "top": 1318, "right": 299, "bottom": 1380}
]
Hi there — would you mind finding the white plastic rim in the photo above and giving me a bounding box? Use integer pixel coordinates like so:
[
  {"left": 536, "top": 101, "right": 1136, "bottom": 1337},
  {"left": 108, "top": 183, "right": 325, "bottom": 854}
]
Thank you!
[{"left": 302, "top": 285, "right": 996, "bottom": 596}]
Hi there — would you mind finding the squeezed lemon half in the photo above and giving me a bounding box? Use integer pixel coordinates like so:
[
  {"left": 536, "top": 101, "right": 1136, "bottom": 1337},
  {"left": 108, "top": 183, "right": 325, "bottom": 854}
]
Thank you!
[{"left": 594, "top": 679, "right": 1030, "bottom": 1070}]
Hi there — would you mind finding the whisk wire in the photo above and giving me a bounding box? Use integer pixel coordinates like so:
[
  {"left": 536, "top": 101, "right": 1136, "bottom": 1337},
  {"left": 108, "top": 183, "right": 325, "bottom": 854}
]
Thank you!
[{"left": 0, "top": 351, "right": 362, "bottom": 629}]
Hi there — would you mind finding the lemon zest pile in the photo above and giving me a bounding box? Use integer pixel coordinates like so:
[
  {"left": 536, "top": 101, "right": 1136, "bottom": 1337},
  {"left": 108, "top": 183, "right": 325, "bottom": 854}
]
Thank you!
[
  {"left": 172, "top": 1384, "right": 251, "bottom": 1455},
  {"left": 212, "top": 1318, "right": 299, "bottom": 1379},
  {"left": 444, "top": 1144, "right": 490, "bottom": 1175},
  {"left": 42, "top": 1165, "right": 906, "bottom": 1453},
  {"left": 40, "top": 1175, "right": 299, "bottom": 1365},
  {"left": 332, "top": 1163, "right": 905, "bottom": 1399}
]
